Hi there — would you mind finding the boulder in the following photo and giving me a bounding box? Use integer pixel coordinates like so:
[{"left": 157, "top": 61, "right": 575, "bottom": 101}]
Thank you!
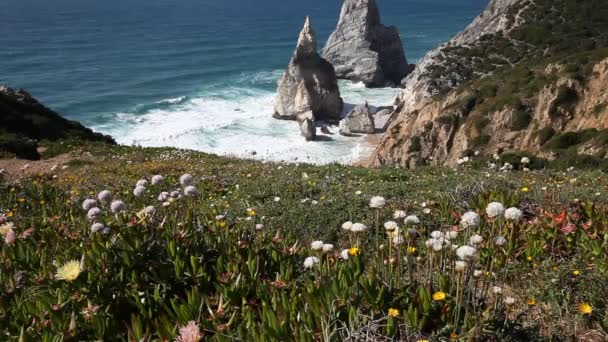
[
  {"left": 274, "top": 17, "right": 344, "bottom": 122},
  {"left": 299, "top": 118, "right": 316, "bottom": 141},
  {"left": 322, "top": 0, "right": 410, "bottom": 87},
  {"left": 339, "top": 102, "right": 376, "bottom": 135}
]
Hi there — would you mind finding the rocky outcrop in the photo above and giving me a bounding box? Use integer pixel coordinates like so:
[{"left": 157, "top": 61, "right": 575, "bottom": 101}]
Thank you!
[
  {"left": 339, "top": 103, "right": 375, "bottom": 135},
  {"left": 0, "top": 85, "right": 115, "bottom": 159},
  {"left": 274, "top": 17, "right": 344, "bottom": 123},
  {"left": 300, "top": 118, "right": 316, "bottom": 141},
  {"left": 322, "top": 0, "right": 411, "bottom": 87}
]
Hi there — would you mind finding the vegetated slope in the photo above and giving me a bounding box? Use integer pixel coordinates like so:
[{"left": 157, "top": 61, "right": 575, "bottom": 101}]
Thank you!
[
  {"left": 0, "top": 86, "right": 114, "bottom": 159},
  {"left": 373, "top": 0, "right": 608, "bottom": 168}
]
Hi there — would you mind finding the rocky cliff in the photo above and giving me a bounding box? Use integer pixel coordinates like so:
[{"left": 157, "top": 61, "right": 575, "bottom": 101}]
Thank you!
[
  {"left": 372, "top": 0, "right": 608, "bottom": 168},
  {"left": 322, "top": 0, "right": 411, "bottom": 87},
  {"left": 0, "top": 85, "right": 115, "bottom": 159},
  {"left": 274, "top": 17, "right": 343, "bottom": 123}
]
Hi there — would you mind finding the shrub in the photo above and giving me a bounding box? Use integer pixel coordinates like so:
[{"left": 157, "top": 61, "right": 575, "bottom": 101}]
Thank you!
[
  {"left": 537, "top": 126, "right": 556, "bottom": 145},
  {"left": 471, "top": 134, "right": 491, "bottom": 147},
  {"left": 510, "top": 108, "right": 532, "bottom": 131}
]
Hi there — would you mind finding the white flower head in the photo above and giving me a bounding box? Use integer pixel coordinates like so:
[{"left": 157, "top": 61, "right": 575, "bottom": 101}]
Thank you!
[
  {"left": 384, "top": 221, "right": 399, "bottom": 232},
  {"left": 460, "top": 211, "right": 480, "bottom": 229},
  {"left": 110, "top": 200, "right": 126, "bottom": 214},
  {"left": 393, "top": 210, "right": 407, "bottom": 219},
  {"left": 456, "top": 245, "right": 477, "bottom": 261},
  {"left": 274, "top": 197, "right": 281, "bottom": 202},
  {"left": 303, "top": 256, "right": 319, "bottom": 269},
  {"left": 87, "top": 207, "right": 102, "bottom": 221},
  {"left": 157, "top": 192, "right": 170, "bottom": 201},
  {"left": 493, "top": 235, "right": 507, "bottom": 246},
  {"left": 473, "top": 270, "right": 483, "bottom": 278},
  {"left": 504, "top": 296, "right": 516, "bottom": 305},
  {"left": 404, "top": 215, "right": 420, "bottom": 225},
  {"left": 486, "top": 202, "right": 505, "bottom": 218},
  {"left": 492, "top": 286, "right": 503, "bottom": 294},
  {"left": 133, "top": 186, "right": 146, "bottom": 197},
  {"left": 369, "top": 196, "right": 386, "bottom": 209},
  {"left": 170, "top": 190, "right": 181, "bottom": 198},
  {"left": 136, "top": 179, "right": 148, "bottom": 187},
  {"left": 521, "top": 157, "right": 530, "bottom": 164},
  {"left": 392, "top": 235, "right": 404, "bottom": 246},
  {"left": 340, "top": 249, "right": 349, "bottom": 260},
  {"left": 255, "top": 224, "right": 264, "bottom": 231},
  {"left": 445, "top": 231, "right": 458, "bottom": 240},
  {"left": 341, "top": 221, "right": 353, "bottom": 231},
  {"left": 504, "top": 207, "right": 523, "bottom": 221},
  {"left": 151, "top": 175, "right": 164, "bottom": 185},
  {"left": 351, "top": 223, "right": 368, "bottom": 233},
  {"left": 430, "top": 230, "right": 444, "bottom": 239},
  {"left": 144, "top": 206, "right": 156, "bottom": 216},
  {"left": 90, "top": 222, "right": 105, "bottom": 233},
  {"left": 97, "top": 190, "right": 113, "bottom": 203},
  {"left": 469, "top": 234, "right": 484, "bottom": 245},
  {"left": 455, "top": 261, "right": 467, "bottom": 272},
  {"left": 82, "top": 199, "right": 97, "bottom": 211},
  {"left": 310, "top": 240, "right": 324, "bottom": 251},
  {"left": 322, "top": 244, "right": 334, "bottom": 253},
  {"left": 179, "top": 173, "right": 194, "bottom": 186},
  {"left": 184, "top": 186, "right": 198, "bottom": 197}
]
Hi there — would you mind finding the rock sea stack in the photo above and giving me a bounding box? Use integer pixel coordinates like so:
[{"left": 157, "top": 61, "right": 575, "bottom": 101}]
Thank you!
[{"left": 322, "top": 0, "right": 412, "bottom": 87}]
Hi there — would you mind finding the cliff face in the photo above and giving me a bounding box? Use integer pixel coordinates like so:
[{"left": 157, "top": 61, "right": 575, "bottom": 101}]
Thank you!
[
  {"left": 0, "top": 85, "right": 115, "bottom": 159},
  {"left": 372, "top": 0, "right": 608, "bottom": 167}
]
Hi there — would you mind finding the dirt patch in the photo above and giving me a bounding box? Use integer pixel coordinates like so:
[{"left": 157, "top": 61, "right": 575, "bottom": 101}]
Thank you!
[{"left": 0, "top": 154, "right": 76, "bottom": 181}]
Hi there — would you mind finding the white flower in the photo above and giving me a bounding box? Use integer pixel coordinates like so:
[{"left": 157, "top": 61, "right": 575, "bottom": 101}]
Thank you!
[
  {"left": 392, "top": 235, "right": 405, "bottom": 246},
  {"left": 90, "top": 223, "right": 105, "bottom": 233},
  {"left": 486, "top": 202, "right": 505, "bottom": 218},
  {"left": 136, "top": 179, "right": 148, "bottom": 187},
  {"left": 369, "top": 196, "right": 386, "bottom": 209},
  {"left": 355, "top": 190, "right": 362, "bottom": 195},
  {"left": 110, "top": 200, "right": 126, "bottom": 214},
  {"left": 455, "top": 261, "right": 467, "bottom": 272},
  {"left": 445, "top": 231, "right": 458, "bottom": 240},
  {"left": 504, "top": 296, "right": 516, "bottom": 305},
  {"left": 393, "top": 210, "right": 407, "bottom": 219},
  {"left": 322, "top": 244, "right": 334, "bottom": 252},
  {"left": 303, "top": 256, "right": 319, "bottom": 269},
  {"left": 144, "top": 206, "right": 156, "bottom": 215},
  {"left": 469, "top": 234, "right": 484, "bottom": 245},
  {"left": 170, "top": 191, "right": 181, "bottom": 198},
  {"left": 432, "top": 240, "right": 445, "bottom": 252},
  {"left": 133, "top": 186, "right": 146, "bottom": 197},
  {"left": 311, "top": 200, "right": 318, "bottom": 205},
  {"left": 493, "top": 235, "right": 507, "bottom": 246},
  {"left": 255, "top": 224, "right": 264, "bottom": 231},
  {"left": 460, "top": 211, "right": 480, "bottom": 229},
  {"left": 341, "top": 221, "right": 353, "bottom": 231},
  {"left": 157, "top": 192, "right": 169, "bottom": 201},
  {"left": 184, "top": 186, "right": 198, "bottom": 197},
  {"left": 423, "top": 208, "right": 431, "bottom": 215},
  {"left": 340, "top": 249, "right": 349, "bottom": 260},
  {"left": 504, "top": 207, "right": 523, "bottom": 221},
  {"left": 430, "top": 230, "right": 444, "bottom": 239},
  {"left": 87, "top": 207, "right": 102, "bottom": 221},
  {"left": 151, "top": 175, "right": 164, "bottom": 185},
  {"left": 521, "top": 157, "right": 530, "bottom": 164},
  {"left": 473, "top": 270, "right": 483, "bottom": 278},
  {"left": 492, "top": 286, "right": 503, "bottom": 294},
  {"left": 97, "top": 190, "right": 113, "bottom": 203},
  {"left": 82, "top": 199, "right": 97, "bottom": 211},
  {"left": 404, "top": 215, "right": 420, "bottom": 225},
  {"left": 274, "top": 197, "right": 281, "bottom": 202},
  {"left": 384, "top": 221, "right": 398, "bottom": 232},
  {"left": 456, "top": 245, "right": 477, "bottom": 260},
  {"left": 351, "top": 223, "right": 368, "bottom": 233},
  {"left": 310, "top": 241, "right": 324, "bottom": 250},
  {"left": 180, "top": 173, "right": 194, "bottom": 186}
]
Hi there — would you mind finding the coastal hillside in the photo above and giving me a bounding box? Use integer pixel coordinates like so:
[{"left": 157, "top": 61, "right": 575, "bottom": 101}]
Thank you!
[
  {"left": 0, "top": 86, "right": 114, "bottom": 160},
  {"left": 372, "top": 0, "right": 608, "bottom": 168}
]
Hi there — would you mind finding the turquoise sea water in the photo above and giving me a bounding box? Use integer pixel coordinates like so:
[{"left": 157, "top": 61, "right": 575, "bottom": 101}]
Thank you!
[{"left": 0, "top": 0, "right": 488, "bottom": 163}]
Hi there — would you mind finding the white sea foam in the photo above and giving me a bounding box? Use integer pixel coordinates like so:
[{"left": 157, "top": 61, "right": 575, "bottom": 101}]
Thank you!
[{"left": 94, "top": 71, "right": 399, "bottom": 165}]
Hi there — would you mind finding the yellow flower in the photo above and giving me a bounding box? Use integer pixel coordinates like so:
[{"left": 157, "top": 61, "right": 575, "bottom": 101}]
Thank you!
[
  {"left": 432, "top": 291, "right": 447, "bottom": 301},
  {"left": 218, "top": 221, "right": 227, "bottom": 228},
  {"left": 6, "top": 211, "right": 13, "bottom": 218},
  {"left": 348, "top": 247, "right": 360, "bottom": 256},
  {"left": 526, "top": 298, "right": 536, "bottom": 306},
  {"left": 417, "top": 340, "right": 430, "bottom": 342},
  {"left": 521, "top": 187, "right": 529, "bottom": 192},
  {"left": 18, "top": 198, "right": 25, "bottom": 203},
  {"left": 247, "top": 208, "right": 256, "bottom": 217},
  {"left": 55, "top": 260, "right": 82, "bottom": 282},
  {"left": 578, "top": 302, "right": 592, "bottom": 315},
  {"left": 387, "top": 308, "right": 399, "bottom": 317},
  {"left": 527, "top": 256, "right": 533, "bottom": 262},
  {"left": 407, "top": 246, "right": 417, "bottom": 254},
  {"left": 0, "top": 222, "right": 15, "bottom": 236},
  {"left": 572, "top": 270, "right": 580, "bottom": 276}
]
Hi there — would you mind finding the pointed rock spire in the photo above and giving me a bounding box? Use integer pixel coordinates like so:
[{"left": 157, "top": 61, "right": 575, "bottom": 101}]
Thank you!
[
  {"left": 322, "top": 0, "right": 412, "bottom": 87},
  {"left": 273, "top": 17, "right": 344, "bottom": 132}
]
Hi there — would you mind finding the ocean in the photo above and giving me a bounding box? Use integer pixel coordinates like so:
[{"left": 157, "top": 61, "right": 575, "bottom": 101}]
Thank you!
[{"left": 0, "top": 0, "right": 488, "bottom": 164}]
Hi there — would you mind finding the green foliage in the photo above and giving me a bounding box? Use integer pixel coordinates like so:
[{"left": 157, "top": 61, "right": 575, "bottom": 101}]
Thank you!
[
  {"left": 510, "top": 108, "right": 532, "bottom": 131},
  {"left": 545, "top": 129, "right": 602, "bottom": 150},
  {"left": 537, "top": 126, "right": 556, "bottom": 146}
]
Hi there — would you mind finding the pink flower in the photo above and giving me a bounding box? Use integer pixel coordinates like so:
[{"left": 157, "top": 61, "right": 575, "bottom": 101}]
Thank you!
[
  {"left": 5, "top": 229, "right": 16, "bottom": 246},
  {"left": 176, "top": 321, "right": 202, "bottom": 342},
  {"left": 561, "top": 223, "right": 576, "bottom": 235}
]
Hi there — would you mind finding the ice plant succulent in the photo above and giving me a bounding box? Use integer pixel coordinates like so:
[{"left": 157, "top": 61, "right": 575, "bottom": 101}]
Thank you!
[
  {"left": 176, "top": 321, "right": 202, "bottom": 342},
  {"left": 55, "top": 260, "right": 82, "bottom": 282}
]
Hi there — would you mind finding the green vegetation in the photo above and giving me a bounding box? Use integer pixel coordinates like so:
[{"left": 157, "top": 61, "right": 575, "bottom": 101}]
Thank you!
[{"left": 1, "top": 143, "right": 608, "bottom": 340}]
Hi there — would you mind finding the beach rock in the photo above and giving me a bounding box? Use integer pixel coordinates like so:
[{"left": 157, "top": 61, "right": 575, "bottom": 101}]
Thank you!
[
  {"left": 299, "top": 118, "right": 316, "bottom": 141},
  {"left": 322, "top": 0, "right": 410, "bottom": 87},
  {"left": 339, "top": 102, "right": 375, "bottom": 135},
  {"left": 273, "top": 17, "right": 344, "bottom": 122}
]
